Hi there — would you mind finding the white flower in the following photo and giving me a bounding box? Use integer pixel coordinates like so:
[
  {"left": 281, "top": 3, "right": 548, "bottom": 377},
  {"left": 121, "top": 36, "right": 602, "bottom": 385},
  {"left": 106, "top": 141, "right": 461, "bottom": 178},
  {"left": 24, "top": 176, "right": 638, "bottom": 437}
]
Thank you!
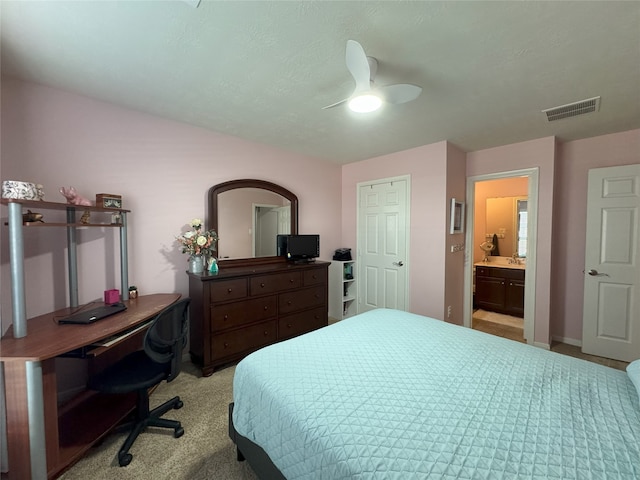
[
  {"left": 183, "top": 231, "right": 195, "bottom": 239},
  {"left": 196, "top": 235, "right": 207, "bottom": 246},
  {"left": 191, "top": 218, "right": 202, "bottom": 229}
]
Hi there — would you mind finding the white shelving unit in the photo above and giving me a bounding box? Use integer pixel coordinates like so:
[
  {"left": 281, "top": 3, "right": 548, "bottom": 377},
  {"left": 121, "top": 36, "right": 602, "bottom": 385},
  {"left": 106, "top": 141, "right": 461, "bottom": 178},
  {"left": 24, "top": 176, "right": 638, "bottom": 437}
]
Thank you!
[{"left": 329, "top": 260, "right": 357, "bottom": 321}]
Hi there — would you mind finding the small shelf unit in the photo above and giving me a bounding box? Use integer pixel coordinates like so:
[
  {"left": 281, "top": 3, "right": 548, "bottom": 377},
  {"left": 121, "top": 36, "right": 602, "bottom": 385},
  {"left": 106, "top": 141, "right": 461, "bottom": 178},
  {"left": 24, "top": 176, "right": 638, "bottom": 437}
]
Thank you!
[
  {"left": 1, "top": 198, "right": 130, "bottom": 338},
  {"left": 329, "top": 260, "right": 357, "bottom": 321}
]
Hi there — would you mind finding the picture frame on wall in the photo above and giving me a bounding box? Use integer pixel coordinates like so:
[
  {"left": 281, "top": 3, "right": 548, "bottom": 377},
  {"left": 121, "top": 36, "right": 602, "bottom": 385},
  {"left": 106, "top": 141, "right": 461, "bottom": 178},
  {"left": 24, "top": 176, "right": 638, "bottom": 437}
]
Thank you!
[{"left": 450, "top": 198, "right": 465, "bottom": 234}]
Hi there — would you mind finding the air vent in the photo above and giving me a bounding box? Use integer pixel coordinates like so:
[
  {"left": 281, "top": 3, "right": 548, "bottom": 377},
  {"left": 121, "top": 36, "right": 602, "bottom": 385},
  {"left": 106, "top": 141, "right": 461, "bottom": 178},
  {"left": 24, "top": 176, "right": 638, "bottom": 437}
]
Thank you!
[{"left": 542, "top": 96, "right": 600, "bottom": 122}]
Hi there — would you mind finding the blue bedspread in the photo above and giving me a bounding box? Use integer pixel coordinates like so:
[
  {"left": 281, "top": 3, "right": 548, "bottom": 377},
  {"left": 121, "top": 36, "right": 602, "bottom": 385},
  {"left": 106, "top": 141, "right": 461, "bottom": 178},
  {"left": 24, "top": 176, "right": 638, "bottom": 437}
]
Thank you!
[{"left": 232, "top": 309, "right": 640, "bottom": 479}]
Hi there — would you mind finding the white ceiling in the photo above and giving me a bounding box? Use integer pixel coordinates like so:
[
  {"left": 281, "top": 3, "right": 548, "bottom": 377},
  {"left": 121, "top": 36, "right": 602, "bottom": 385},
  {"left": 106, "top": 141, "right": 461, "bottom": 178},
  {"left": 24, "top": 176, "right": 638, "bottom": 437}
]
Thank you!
[{"left": 1, "top": 1, "right": 639, "bottom": 164}]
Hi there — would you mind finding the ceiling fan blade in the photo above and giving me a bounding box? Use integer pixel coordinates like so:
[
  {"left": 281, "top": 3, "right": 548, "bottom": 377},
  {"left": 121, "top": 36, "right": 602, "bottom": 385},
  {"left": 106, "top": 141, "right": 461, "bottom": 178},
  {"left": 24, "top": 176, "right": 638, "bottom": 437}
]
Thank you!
[
  {"left": 379, "top": 84, "right": 422, "bottom": 104},
  {"left": 345, "top": 40, "right": 371, "bottom": 93},
  {"left": 322, "top": 98, "right": 348, "bottom": 110}
]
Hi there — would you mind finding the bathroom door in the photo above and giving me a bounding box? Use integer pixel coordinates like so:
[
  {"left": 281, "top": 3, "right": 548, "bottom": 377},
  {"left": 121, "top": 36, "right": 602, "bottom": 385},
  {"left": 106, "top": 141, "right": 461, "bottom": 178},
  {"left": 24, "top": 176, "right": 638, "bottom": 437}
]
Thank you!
[
  {"left": 582, "top": 164, "right": 640, "bottom": 362},
  {"left": 357, "top": 176, "right": 410, "bottom": 313}
]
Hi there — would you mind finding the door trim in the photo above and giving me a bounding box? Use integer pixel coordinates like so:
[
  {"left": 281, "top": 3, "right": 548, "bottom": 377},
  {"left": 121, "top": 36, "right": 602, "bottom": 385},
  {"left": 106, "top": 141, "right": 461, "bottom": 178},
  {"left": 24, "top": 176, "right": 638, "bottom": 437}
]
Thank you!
[
  {"left": 356, "top": 175, "right": 411, "bottom": 314},
  {"left": 463, "top": 168, "right": 539, "bottom": 345}
]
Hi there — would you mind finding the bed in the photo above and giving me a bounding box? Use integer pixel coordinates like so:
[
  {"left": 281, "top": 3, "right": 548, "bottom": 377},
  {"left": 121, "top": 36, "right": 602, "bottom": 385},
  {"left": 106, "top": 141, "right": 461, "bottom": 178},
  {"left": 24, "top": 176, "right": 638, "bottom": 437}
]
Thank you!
[{"left": 229, "top": 308, "right": 640, "bottom": 479}]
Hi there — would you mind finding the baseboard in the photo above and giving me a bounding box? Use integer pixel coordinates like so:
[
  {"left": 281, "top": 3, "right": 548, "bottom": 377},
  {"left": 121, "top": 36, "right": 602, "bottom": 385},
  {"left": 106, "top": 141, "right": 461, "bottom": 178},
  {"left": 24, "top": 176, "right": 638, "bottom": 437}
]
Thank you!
[
  {"left": 533, "top": 341, "right": 550, "bottom": 350},
  {"left": 552, "top": 335, "right": 582, "bottom": 347}
]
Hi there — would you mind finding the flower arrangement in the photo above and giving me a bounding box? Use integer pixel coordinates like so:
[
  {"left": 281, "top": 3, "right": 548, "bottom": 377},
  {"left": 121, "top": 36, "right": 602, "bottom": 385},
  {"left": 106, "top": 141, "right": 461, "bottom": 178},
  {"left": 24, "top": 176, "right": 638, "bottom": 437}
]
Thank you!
[{"left": 176, "top": 218, "right": 218, "bottom": 258}]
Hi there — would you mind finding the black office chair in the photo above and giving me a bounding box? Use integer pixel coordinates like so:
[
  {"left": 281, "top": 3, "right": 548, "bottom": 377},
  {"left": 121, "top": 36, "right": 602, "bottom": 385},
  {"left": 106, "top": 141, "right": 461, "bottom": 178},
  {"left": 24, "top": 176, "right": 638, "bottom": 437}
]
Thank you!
[{"left": 88, "top": 298, "right": 191, "bottom": 466}]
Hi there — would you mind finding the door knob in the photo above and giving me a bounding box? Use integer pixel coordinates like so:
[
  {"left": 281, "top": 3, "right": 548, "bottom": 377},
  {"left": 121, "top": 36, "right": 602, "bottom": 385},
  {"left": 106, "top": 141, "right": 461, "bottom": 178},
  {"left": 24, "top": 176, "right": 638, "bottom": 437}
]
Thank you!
[
  {"left": 393, "top": 261, "right": 404, "bottom": 267},
  {"left": 587, "top": 269, "right": 609, "bottom": 277}
]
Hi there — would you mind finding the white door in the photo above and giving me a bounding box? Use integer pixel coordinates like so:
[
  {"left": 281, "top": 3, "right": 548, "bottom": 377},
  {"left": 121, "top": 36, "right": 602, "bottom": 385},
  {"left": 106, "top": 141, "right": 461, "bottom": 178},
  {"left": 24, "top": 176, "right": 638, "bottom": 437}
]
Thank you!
[
  {"left": 582, "top": 164, "right": 640, "bottom": 362},
  {"left": 357, "top": 177, "right": 410, "bottom": 313}
]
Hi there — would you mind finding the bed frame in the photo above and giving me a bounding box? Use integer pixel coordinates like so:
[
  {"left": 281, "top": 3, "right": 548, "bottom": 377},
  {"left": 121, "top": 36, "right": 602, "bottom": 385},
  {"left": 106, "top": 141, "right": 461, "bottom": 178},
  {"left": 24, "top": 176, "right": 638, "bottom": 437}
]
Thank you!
[{"left": 228, "top": 403, "right": 286, "bottom": 480}]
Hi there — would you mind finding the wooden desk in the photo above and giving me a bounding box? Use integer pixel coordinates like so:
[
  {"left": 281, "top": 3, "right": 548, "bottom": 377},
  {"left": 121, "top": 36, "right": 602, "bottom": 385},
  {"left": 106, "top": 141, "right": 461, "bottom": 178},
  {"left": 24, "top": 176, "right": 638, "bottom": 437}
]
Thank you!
[{"left": 1, "top": 293, "right": 181, "bottom": 479}]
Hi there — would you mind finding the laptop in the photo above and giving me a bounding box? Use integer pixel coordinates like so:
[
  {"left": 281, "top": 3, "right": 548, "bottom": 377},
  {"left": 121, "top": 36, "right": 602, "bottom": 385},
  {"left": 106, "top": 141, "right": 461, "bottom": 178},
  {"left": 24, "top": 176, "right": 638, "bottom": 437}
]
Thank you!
[{"left": 58, "top": 303, "right": 127, "bottom": 325}]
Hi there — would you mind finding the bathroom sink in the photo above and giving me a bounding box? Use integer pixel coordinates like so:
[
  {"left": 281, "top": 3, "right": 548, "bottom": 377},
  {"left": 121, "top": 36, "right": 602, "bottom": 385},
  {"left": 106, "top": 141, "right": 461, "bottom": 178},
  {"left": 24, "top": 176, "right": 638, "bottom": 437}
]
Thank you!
[{"left": 474, "top": 257, "right": 526, "bottom": 270}]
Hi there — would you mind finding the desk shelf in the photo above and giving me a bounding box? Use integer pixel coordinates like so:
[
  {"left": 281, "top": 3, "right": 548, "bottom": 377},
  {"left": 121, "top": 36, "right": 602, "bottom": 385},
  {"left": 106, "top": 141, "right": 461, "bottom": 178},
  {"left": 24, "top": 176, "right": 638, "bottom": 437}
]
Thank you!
[
  {"left": 57, "top": 391, "right": 137, "bottom": 473},
  {"left": 1, "top": 198, "right": 131, "bottom": 339}
]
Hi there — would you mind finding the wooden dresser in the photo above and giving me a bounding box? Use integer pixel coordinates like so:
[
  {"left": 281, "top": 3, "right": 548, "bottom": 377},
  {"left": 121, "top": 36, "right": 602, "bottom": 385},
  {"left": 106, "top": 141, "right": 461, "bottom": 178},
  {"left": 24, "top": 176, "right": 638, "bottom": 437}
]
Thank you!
[{"left": 188, "top": 260, "right": 329, "bottom": 376}]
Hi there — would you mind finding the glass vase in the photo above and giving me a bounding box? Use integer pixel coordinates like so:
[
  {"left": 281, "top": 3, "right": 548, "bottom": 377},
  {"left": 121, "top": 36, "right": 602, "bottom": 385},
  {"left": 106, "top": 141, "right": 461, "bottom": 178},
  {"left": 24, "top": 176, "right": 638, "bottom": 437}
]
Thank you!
[
  {"left": 188, "top": 254, "right": 205, "bottom": 274},
  {"left": 208, "top": 257, "right": 218, "bottom": 274}
]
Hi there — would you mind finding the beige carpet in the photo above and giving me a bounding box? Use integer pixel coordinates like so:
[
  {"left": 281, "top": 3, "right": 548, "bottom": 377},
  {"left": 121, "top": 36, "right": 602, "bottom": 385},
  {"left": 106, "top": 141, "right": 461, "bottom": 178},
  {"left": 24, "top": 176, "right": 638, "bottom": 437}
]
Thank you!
[{"left": 59, "top": 363, "right": 258, "bottom": 480}]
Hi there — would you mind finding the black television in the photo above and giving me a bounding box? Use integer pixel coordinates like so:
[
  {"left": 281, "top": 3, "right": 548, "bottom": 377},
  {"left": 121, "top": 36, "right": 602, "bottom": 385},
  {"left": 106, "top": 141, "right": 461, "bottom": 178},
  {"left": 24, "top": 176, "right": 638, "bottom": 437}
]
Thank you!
[
  {"left": 285, "top": 234, "right": 320, "bottom": 263},
  {"left": 276, "top": 234, "right": 289, "bottom": 256}
]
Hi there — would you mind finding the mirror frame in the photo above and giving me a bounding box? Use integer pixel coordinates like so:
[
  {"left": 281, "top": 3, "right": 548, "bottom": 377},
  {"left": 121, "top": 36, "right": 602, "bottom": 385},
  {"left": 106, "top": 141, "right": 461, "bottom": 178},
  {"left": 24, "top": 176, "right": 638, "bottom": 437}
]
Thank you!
[{"left": 207, "top": 179, "right": 299, "bottom": 267}]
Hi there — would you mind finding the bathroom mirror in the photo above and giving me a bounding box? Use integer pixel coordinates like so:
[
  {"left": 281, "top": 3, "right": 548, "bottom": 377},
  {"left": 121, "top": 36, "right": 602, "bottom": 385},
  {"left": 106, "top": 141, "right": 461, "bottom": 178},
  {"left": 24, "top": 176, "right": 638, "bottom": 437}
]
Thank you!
[
  {"left": 485, "top": 196, "right": 528, "bottom": 258},
  {"left": 208, "top": 179, "right": 298, "bottom": 266}
]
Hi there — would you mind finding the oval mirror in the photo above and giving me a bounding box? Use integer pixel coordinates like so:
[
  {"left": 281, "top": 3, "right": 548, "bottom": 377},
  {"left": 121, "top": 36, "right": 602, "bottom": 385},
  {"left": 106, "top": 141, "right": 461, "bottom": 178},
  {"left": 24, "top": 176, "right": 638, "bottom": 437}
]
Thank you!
[{"left": 208, "top": 179, "right": 298, "bottom": 266}]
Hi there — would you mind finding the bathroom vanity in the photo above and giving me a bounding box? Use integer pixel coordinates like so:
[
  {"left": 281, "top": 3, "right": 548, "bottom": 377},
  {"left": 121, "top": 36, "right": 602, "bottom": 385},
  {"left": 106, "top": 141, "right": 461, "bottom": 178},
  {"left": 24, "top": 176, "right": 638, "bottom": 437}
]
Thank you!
[{"left": 475, "top": 263, "right": 525, "bottom": 317}]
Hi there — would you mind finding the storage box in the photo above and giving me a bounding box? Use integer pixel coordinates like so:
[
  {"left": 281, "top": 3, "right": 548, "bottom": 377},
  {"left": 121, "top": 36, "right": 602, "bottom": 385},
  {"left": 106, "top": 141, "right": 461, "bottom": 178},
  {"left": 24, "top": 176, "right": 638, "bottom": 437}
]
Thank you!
[{"left": 96, "top": 193, "right": 122, "bottom": 209}]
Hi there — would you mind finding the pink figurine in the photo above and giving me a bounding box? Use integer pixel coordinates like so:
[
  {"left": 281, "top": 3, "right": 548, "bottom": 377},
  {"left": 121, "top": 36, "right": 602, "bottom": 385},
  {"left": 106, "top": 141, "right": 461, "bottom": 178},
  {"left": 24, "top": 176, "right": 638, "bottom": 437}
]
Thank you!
[{"left": 59, "top": 186, "right": 92, "bottom": 206}]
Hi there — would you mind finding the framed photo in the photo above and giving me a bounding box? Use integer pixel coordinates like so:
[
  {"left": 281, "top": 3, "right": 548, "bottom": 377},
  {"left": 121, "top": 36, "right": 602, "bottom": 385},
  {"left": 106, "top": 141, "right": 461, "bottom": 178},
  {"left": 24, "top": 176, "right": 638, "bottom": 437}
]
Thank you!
[{"left": 450, "top": 198, "right": 465, "bottom": 234}]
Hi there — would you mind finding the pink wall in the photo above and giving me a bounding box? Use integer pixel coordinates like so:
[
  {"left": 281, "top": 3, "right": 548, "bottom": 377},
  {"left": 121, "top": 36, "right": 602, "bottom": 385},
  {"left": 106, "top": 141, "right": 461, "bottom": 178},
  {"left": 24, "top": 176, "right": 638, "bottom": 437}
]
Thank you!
[
  {"left": 552, "top": 129, "right": 640, "bottom": 342},
  {"left": 467, "top": 137, "right": 556, "bottom": 344},
  {"left": 341, "top": 141, "right": 467, "bottom": 321},
  {"left": 444, "top": 142, "right": 467, "bottom": 324},
  {"left": 2, "top": 78, "right": 638, "bottom": 348},
  {"left": 0, "top": 79, "right": 342, "bottom": 334}
]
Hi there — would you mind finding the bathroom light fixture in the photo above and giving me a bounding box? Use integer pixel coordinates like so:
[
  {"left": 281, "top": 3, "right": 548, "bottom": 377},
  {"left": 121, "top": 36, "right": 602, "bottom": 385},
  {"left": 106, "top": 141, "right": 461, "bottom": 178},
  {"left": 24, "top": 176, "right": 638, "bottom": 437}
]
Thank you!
[{"left": 348, "top": 93, "right": 382, "bottom": 113}]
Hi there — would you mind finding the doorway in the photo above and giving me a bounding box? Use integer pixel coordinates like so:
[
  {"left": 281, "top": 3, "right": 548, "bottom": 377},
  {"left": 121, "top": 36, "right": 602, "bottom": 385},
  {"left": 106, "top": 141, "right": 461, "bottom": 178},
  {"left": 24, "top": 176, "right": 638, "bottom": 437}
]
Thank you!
[
  {"left": 463, "top": 168, "right": 539, "bottom": 344},
  {"left": 253, "top": 204, "right": 287, "bottom": 257},
  {"left": 356, "top": 175, "right": 410, "bottom": 313}
]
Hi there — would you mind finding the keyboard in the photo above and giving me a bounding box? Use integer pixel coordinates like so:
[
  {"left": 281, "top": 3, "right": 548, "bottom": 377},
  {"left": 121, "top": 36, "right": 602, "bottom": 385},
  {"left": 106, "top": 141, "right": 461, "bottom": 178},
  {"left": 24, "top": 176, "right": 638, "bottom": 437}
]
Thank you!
[{"left": 58, "top": 303, "right": 127, "bottom": 325}]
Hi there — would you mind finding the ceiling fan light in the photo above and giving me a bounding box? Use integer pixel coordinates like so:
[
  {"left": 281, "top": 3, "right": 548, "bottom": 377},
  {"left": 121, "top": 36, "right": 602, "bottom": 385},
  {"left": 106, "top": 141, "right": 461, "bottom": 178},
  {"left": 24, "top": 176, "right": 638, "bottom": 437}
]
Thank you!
[{"left": 348, "top": 94, "right": 382, "bottom": 113}]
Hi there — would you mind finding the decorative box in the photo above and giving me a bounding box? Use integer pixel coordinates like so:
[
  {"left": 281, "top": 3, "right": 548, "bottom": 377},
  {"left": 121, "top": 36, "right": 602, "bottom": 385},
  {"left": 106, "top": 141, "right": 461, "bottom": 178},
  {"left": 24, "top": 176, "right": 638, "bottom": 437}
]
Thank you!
[
  {"left": 2, "top": 180, "right": 41, "bottom": 200},
  {"left": 96, "top": 193, "right": 122, "bottom": 209},
  {"left": 104, "top": 289, "right": 120, "bottom": 304}
]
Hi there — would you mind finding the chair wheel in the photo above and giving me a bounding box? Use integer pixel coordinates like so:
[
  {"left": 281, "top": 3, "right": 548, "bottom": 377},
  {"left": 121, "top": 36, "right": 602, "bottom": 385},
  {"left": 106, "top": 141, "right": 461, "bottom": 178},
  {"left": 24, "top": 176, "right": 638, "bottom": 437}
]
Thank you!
[
  {"left": 174, "top": 400, "right": 184, "bottom": 409},
  {"left": 118, "top": 453, "right": 133, "bottom": 467},
  {"left": 175, "top": 427, "right": 184, "bottom": 438}
]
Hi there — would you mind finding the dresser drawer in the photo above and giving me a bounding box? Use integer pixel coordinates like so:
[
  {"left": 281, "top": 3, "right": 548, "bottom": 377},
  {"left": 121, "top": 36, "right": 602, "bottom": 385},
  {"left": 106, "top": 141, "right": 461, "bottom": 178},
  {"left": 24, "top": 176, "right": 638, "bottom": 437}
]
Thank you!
[
  {"left": 279, "top": 285, "right": 326, "bottom": 314},
  {"left": 211, "top": 296, "right": 277, "bottom": 332},
  {"left": 250, "top": 272, "right": 302, "bottom": 295},
  {"left": 211, "top": 320, "right": 277, "bottom": 361},
  {"left": 303, "top": 268, "right": 326, "bottom": 286},
  {"left": 279, "top": 307, "right": 327, "bottom": 340},
  {"left": 210, "top": 278, "right": 247, "bottom": 302}
]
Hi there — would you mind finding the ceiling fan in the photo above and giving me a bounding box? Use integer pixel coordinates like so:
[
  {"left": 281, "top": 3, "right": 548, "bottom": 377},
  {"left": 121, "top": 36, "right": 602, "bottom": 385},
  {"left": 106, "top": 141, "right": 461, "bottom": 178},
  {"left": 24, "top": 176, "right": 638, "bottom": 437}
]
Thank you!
[{"left": 323, "top": 40, "right": 422, "bottom": 112}]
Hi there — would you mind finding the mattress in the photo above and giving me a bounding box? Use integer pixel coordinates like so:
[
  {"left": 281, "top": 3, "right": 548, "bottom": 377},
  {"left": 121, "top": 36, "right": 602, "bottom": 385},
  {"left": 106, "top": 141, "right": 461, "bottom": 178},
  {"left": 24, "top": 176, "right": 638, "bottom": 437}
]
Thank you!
[{"left": 232, "top": 308, "right": 640, "bottom": 479}]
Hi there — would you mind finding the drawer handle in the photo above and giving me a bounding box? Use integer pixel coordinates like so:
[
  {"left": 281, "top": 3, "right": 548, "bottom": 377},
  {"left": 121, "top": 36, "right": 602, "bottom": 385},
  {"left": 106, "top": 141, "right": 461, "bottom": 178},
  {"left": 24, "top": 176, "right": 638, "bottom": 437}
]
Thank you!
[
  {"left": 224, "top": 342, "right": 229, "bottom": 348},
  {"left": 290, "top": 279, "right": 294, "bottom": 283},
  {"left": 260, "top": 283, "right": 265, "bottom": 288},
  {"left": 287, "top": 323, "right": 292, "bottom": 328},
  {"left": 287, "top": 301, "right": 292, "bottom": 305},
  {"left": 224, "top": 314, "right": 229, "bottom": 320},
  {"left": 264, "top": 331, "right": 269, "bottom": 336},
  {"left": 227, "top": 288, "right": 232, "bottom": 293},
  {"left": 263, "top": 306, "right": 268, "bottom": 310}
]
